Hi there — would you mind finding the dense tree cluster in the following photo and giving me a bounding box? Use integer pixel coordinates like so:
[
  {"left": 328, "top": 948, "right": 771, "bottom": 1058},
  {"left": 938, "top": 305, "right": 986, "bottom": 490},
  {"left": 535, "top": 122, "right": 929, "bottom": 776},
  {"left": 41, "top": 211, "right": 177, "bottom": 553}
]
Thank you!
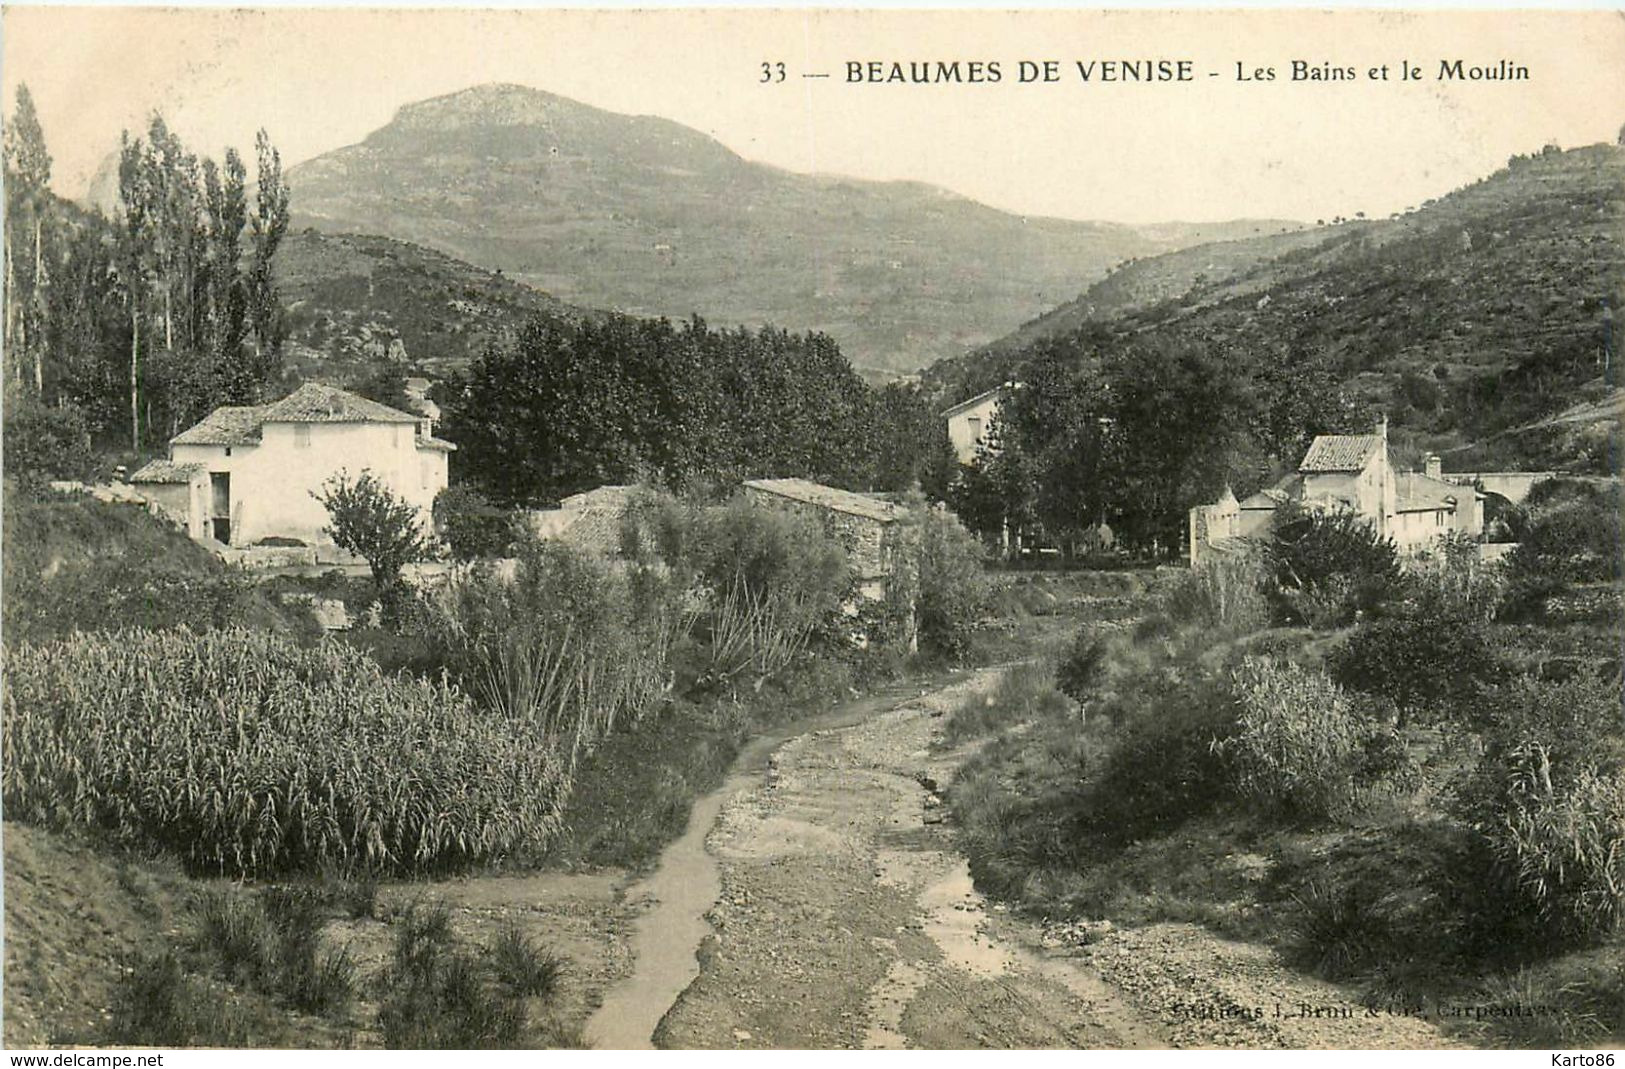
[
  {"left": 948, "top": 327, "right": 1361, "bottom": 555},
  {"left": 3, "top": 85, "right": 292, "bottom": 468},
  {"left": 439, "top": 313, "right": 955, "bottom": 506}
]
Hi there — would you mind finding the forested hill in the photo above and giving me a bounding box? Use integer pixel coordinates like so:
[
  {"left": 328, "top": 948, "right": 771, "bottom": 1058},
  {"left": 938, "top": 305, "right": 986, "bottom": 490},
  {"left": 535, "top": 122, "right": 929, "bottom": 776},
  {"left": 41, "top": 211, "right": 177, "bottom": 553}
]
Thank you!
[
  {"left": 926, "top": 142, "right": 1624, "bottom": 472},
  {"left": 286, "top": 82, "right": 1296, "bottom": 376},
  {"left": 274, "top": 229, "right": 593, "bottom": 378}
]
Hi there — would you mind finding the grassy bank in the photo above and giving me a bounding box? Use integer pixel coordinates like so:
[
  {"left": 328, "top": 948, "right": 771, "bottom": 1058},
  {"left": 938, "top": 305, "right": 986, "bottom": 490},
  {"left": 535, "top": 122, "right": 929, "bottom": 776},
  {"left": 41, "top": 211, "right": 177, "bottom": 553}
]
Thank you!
[{"left": 946, "top": 552, "right": 1625, "bottom": 1048}]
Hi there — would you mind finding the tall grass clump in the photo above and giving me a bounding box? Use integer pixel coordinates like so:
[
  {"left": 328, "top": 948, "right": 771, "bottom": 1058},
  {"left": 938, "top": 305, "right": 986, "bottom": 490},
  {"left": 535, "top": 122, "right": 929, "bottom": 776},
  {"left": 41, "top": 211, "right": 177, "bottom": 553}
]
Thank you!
[
  {"left": 376, "top": 902, "right": 570, "bottom": 1048},
  {"left": 2, "top": 628, "right": 568, "bottom": 876},
  {"left": 1167, "top": 551, "right": 1271, "bottom": 635},
  {"left": 619, "top": 490, "right": 856, "bottom": 689},
  {"left": 427, "top": 540, "right": 693, "bottom": 762},
  {"left": 1455, "top": 674, "right": 1625, "bottom": 945},
  {"left": 1221, "top": 657, "right": 1398, "bottom": 822}
]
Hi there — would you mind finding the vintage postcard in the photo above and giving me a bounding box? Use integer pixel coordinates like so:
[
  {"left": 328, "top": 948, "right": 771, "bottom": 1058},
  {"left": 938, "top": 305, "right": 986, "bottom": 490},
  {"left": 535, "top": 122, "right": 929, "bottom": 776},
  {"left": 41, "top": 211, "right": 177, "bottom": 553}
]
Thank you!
[{"left": 2, "top": 5, "right": 1621, "bottom": 1055}]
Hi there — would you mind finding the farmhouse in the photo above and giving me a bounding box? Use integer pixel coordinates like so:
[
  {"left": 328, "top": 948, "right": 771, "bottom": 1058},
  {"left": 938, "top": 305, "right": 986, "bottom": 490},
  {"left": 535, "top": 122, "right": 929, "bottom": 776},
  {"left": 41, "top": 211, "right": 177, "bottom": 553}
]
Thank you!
[
  {"left": 943, "top": 385, "right": 1009, "bottom": 465},
  {"left": 130, "top": 382, "right": 454, "bottom": 549},
  {"left": 742, "top": 477, "right": 908, "bottom": 600},
  {"left": 1189, "top": 421, "right": 1485, "bottom": 565}
]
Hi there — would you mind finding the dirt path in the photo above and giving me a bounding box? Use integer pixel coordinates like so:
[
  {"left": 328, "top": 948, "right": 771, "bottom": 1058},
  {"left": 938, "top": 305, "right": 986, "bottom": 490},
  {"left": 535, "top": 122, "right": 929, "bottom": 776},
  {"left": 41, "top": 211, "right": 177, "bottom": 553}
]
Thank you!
[{"left": 637, "top": 672, "right": 1460, "bottom": 1050}]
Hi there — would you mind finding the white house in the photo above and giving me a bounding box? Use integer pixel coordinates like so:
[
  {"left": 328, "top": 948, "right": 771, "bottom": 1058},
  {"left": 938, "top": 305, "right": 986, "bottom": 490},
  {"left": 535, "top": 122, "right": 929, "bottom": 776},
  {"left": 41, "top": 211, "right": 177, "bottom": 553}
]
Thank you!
[
  {"left": 1188, "top": 420, "right": 1484, "bottom": 565},
  {"left": 943, "top": 385, "right": 1009, "bottom": 465},
  {"left": 130, "top": 382, "right": 454, "bottom": 549}
]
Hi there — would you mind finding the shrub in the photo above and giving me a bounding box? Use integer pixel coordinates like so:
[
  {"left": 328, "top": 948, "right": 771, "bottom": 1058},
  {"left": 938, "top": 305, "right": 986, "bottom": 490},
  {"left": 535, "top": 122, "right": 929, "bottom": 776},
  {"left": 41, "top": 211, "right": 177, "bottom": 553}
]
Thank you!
[
  {"left": 2, "top": 629, "right": 569, "bottom": 875},
  {"left": 1267, "top": 507, "right": 1402, "bottom": 626},
  {"left": 1076, "top": 671, "right": 1239, "bottom": 841},
  {"left": 193, "top": 889, "right": 278, "bottom": 987},
  {"left": 433, "top": 485, "right": 521, "bottom": 561},
  {"left": 1055, "top": 628, "right": 1109, "bottom": 702},
  {"left": 1, "top": 398, "right": 97, "bottom": 485},
  {"left": 910, "top": 504, "right": 993, "bottom": 660},
  {"left": 109, "top": 951, "right": 220, "bottom": 1047},
  {"left": 1329, "top": 610, "right": 1507, "bottom": 727},
  {"left": 1221, "top": 658, "right": 1388, "bottom": 821},
  {"left": 1455, "top": 675, "right": 1625, "bottom": 944},
  {"left": 3, "top": 558, "right": 302, "bottom": 644},
  {"left": 490, "top": 925, "right": 565, "bottom": 1000},
  {"left": 1500, "top": 485, "right": 1623, "bottom": 621},
  {"left": 313, "top": 470, "right": 432, "bottom": 596},
  {"left": 620, "top": 491, "right": 855, "bottom": 680}
]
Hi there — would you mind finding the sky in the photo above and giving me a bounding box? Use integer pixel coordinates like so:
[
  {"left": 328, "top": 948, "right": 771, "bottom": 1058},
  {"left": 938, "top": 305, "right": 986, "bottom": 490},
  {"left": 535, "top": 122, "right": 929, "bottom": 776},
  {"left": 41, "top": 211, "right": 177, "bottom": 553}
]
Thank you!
[{"left": 3, "top": 7, "right": 1623, "bottom": 226}]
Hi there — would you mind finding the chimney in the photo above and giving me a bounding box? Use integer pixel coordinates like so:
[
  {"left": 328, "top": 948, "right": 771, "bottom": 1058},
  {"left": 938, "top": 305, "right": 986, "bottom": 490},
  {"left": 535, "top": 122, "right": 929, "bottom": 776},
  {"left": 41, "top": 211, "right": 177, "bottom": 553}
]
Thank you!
[{"left": 1425, "top": 454, "right": 1442, "bottom": 480}]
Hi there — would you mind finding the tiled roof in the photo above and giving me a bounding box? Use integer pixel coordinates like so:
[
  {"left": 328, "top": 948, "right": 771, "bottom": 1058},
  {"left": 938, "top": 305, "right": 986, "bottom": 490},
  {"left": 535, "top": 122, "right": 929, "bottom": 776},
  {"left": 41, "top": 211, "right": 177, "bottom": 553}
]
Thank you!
[
  {"left": 941, "top": 386, "right": 1006, "bottom": 419},
  {"left": 1299, "top": 435, "right": 1384, "bottom": 473},
  {"left": 743, "top": 478, "right": 907, "bottom": 523},
  {"left": 129, "top": 460, "right": 206, "bottom": 484},
  {"left": 171, "top": 405, "right": 268, "bottom": 446},
  {"left": 172, "top": 384, "right": 441, "bottom": 449},
  {"left": 417, "top": 435, "right": 457, "bottom": 452},
  {"left": 260, "top": 382, "right": 420, "bottom": 424},
  {"left": 1396, "top": 472, "right": 1460, "bottom": 513},
  {"left": 560, "top": 485, "right": 635, "bottom": 510}
]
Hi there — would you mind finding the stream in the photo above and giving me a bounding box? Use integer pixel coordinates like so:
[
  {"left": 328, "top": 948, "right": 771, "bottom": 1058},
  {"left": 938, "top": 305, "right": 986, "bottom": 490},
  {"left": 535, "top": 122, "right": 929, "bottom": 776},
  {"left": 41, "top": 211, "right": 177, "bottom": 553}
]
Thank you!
[{"left": 583, "top": 679, "right": 934, "bottom": 1049}]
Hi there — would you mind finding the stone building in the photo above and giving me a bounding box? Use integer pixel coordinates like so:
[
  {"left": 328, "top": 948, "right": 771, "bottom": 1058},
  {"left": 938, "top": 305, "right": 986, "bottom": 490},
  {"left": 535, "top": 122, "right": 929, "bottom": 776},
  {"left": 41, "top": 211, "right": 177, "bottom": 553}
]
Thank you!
[{"left": 742, "top": 477, "right": 908, "bottom": 601}]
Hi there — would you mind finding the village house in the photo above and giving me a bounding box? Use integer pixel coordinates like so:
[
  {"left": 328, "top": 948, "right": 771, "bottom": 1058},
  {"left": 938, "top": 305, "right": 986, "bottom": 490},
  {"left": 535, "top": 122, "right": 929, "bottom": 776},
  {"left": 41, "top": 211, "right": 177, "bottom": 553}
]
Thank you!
[
  {"left": 130, "top": 382, "right": 454, "bottom": 550},
  {"left": 1189, "top": 421, "right": 1484, "bottom": 565},
  {"left": 742, "top": 477, "right": 908, "bottom": 601},
  {"left": 943, "top": 385, "right": 1010, "bottom": 465}
]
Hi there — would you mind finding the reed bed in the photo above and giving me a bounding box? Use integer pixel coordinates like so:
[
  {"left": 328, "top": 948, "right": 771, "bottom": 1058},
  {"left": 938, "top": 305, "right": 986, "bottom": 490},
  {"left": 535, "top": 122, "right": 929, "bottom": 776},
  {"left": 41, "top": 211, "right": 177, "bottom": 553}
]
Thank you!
[{"left": 2, "top": 629, "right": 568, "bottom": 876}]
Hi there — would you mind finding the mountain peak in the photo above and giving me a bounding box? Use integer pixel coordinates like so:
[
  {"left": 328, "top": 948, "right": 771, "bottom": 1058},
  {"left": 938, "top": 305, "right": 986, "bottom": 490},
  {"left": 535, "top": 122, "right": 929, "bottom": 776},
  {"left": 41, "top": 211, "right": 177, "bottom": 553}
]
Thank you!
[{"left": 389, "top": 83, "right": 575, "bottom": 129}]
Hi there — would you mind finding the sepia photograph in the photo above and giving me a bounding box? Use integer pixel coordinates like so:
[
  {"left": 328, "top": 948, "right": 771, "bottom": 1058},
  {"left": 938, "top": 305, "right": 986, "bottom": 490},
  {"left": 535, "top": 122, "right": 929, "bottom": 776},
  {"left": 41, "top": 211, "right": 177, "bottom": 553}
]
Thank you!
[{"left": 1, "top": 4, "right": 1622, "bottom": 1054}]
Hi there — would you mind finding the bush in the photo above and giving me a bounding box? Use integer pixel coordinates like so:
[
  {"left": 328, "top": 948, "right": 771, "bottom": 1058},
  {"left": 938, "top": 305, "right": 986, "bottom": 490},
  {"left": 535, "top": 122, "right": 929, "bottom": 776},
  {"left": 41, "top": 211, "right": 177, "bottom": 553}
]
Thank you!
[
  {"left": 2, "top": 629, "right": 569, "bottom": 876},
  {"left": 1076, "top": 671, "right": 1239, "bottom": 841},
  {"left": 613, "top": 490, "right": 855, "bottom": 682},
  {"left": 1221, "top": 658, "right": 1390, "bottom": 821},
  {"left": 1267, "top": 508, "right": 1402, "bottom": 626},
  {"left": 376, "top": 902, "right": 558, "bottom": 1049},
  {"left": 1329, "top": 610, "right": 1507, "bottom": 727},
  {"left": 313, "top": 470, "right": 432, "bottom": 596},
  {"left": 1455, "top": 675, "right": 1625, "bottom": 944},
  {"left": 1055, "top": 628, "right": 1108, "bottom": 702},
  {"left": 1500, "top": 485, "right": 1623, "bottom": 621},
  {"left": 490, "top": 924, "right": 565, "bottom": 1000},
  {"left": 2, "top": 398, "right": 97, "bottom": 485},
  {"left": 434, "top": 485, "right": 521, "bottom": 561},
  {"left": 3, "top": 558, "right": 306, "bottom": 644},
  {"left": 910, "top": 504, "right": 993, "bottom": 660},
  {"left": 109, "top": 952, "right": 226, "bottom": 1047}
]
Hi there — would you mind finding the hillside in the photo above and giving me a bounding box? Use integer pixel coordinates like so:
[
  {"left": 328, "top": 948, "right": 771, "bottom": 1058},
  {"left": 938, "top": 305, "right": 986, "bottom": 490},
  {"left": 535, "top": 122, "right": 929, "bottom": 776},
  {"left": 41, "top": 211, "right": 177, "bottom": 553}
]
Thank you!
[
  {"left": 286, "top": 83, "right": 1292, "bottom": 375},
  {"left": 977, "top": 223, "right": 1345, "bottom": 359},
  {"left": 928, "top": 143, "right": 1624, "bottom": 471},
  {"left": 274, "top": 228, "right": 591, "bottom": 379}
]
